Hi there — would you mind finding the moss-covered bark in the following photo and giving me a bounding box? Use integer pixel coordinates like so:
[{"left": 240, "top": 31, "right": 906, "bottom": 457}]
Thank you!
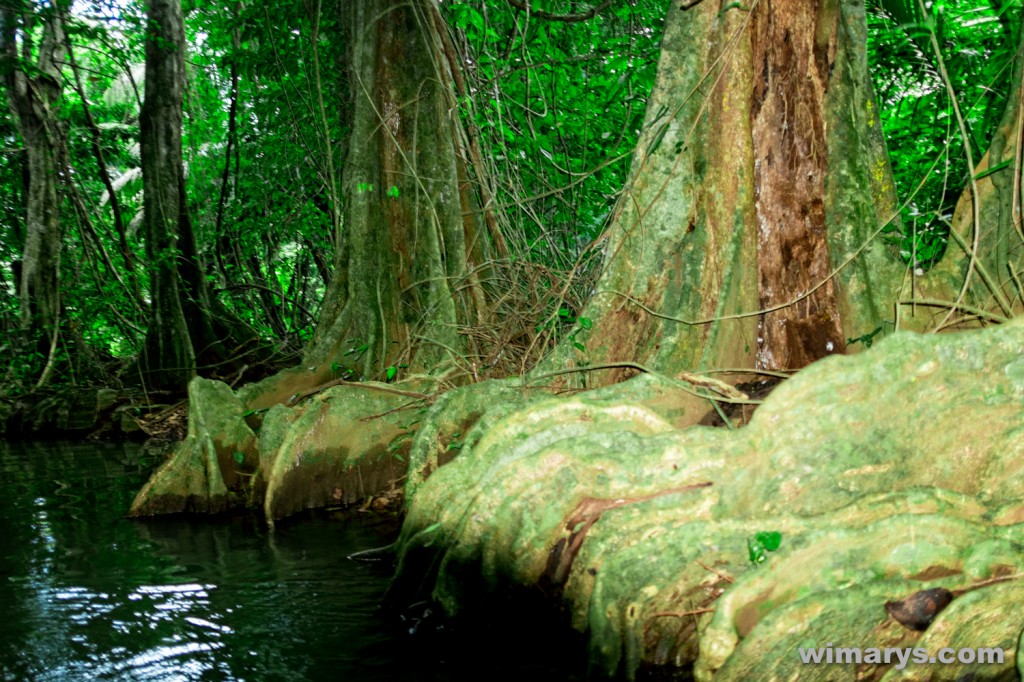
[
  {"left": 1, "top": 6, "right": 66, "bottom": 339},
  {"left": 303, "top": 0, "right": 489, "bottom": 382},
  {"left": 539, "top": 0, "right": 904, "bottom": 385},
  {"left": 390, "top": 319, "right": 1024, "bottom": 679},
  {"left": 129, "top": 376, "right": 418, "bottom": 519}
]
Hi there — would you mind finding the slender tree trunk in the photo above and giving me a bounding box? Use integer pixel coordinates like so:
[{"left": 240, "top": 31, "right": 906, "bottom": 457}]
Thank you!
[
  {"left": 1, "top": 5, "right": 65, "bottom": 339},
  {"left": 138, "top": 0, "right": 195, "bottom": 390},
  {"left": 541, "top": 0, "right": 903, "bottom": 383}
]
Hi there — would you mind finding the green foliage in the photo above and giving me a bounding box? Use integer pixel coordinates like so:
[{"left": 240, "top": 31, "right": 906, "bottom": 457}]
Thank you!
[
  {"left": 747, "top": 530, "right": 783, "bottom": 566},
  {"left": 443, "top": 0, "right": 665, "bottom": 268},
  {"left": 868, "top": 0, "right": 1021, "bottom": 269},
  {"left": 0, "top": 0, "right": 1019, "bottom": 393},
  {"left": 535, "top": 303, "right": 592, "bottom": 354}
]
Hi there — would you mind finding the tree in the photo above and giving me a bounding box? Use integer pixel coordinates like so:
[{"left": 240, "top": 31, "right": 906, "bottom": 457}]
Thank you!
[
  {"left": 1, "top": 2, "right": 67, "bottom": 364},
  {"left": 138, "top": 0, "right": 255, "bottom": 391},
  {"left": 534, "top": 0, "right": 906, "bottom": 387},
  {"left": 303, "top": 0, "right": 494, "bottom": 378},
  {"left": 136, "top": 0, "right": 195, "bottom": 391},
  {"left": 130, "top": 0, "right": 503, "bottom": 514},
  {"left": 229, "top": 0, "right": 502, "bottom": 409}
]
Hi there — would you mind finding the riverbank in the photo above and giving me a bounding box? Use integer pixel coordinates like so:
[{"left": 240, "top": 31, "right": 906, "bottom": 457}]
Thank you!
[{"left": 0, "top": 387, "right": 189, "bottom": 441}]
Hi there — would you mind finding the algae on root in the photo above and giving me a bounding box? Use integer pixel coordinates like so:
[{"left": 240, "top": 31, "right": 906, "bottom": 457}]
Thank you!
[{"left": 390, "top": 321, "right": 1024, "bottom": 679}]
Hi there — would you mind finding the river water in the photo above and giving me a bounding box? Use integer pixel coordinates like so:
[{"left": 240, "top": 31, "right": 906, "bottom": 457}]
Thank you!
[{"left": 0, "top": 441, "right": 586, "bottom": 681}]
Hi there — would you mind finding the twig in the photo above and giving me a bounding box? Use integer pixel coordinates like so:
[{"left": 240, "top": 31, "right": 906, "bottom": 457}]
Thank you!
[
  {"left": 696, "top": 559, "right": 734, "bottom": 584},
  {"left": 897, "top": 299, "right": 1009, "bottom": 323},
  {"left": 531, "top": 361, "right": 753, "bottom": 402},
  {"left": 287, "top": 378, "right": 432, "bottom": 406},
  {"left": 648, "top": 608, "right": 716, "bottom": 619}
]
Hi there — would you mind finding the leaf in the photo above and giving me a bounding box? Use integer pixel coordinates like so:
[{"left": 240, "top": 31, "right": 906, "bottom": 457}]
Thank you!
[
  {"left": 385, "top": 366, "right": 397, "bottom": 381},
  {"left": 578, "top": 316, "right": 593, "bottom": 330},
  {"left": 233, "top": 451, "right": 245, "bottom": 465},
  {"left": 452, "top": 4, "right": 484, "bottom": 32},
  {"left": 755, "top": 531, "right": 782, "bottom": 551},
  {"left": 747, "top": 537, "right": 766, "bottom": 565},
  {"left": 572, "top": 341, "right": 586, "bottom": 352}
]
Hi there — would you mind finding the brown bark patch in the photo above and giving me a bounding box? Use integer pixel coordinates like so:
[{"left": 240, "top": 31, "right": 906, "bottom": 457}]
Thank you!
[
  {"left": 594, "top": 274, "right": 668, "bottom": 382},
  {"left": 377, "top": 5, "right": 416, "bottom": 317},
  {"left": 750, "top": 0, "right": 845, "bottom": 370},
  {"left": 735, "top": 588, "right": 775, "bottom": 638}
]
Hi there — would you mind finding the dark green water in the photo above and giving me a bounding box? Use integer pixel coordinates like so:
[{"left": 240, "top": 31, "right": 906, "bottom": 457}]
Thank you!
[{"left": 0, "top": 441, "right": 586, "bottom": 681}]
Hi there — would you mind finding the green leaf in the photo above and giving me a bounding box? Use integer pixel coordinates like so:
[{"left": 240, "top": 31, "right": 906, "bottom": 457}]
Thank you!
[
  {"left": 578, "top": 316, "right": 593, "bottom": 330},
  {"left": 748, "top": 530, "right": 782, "bottom": 565},
  {"left": 452, "top": 4, "right": 484, "bottom": 32},
  {"left": 747, "top": 537, "right": 766, "bottom": 565},
  {"left": 233, "top": 451, "right": 245, "bottom": 465},
  {"left": 754, "top": 531, "right": 782, "bottom": 551},
  {"left": 385, "top": 366, "right": 397, "bottom": 381}
]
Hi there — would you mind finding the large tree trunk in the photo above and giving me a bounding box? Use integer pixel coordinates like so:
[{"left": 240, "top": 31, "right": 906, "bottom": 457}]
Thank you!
[
  {"left": 131, "top": 0, "right": 498, "bottom": 516},
  {"left": 137, "top": 0, "right": 195, "bottom": 391},
  {"left": 1, "top": 5, "right": 65, "bottom": 339},
  {"left": 541, "top": 0, "right": 903, "bottom": 384},
  {"left": 138, "top": 0, "right": 248, "bottom": 391},
  {"left": 241, "top": 0, "right": 493, "bottom": 409},
  {"left": 304, "top": 0, "right": 489, "bottom": 380}
]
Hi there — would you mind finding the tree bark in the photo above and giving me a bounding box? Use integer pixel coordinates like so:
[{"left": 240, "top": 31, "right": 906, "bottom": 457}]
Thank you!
[
  {"left": 541, "top": 0, "right": 904, "bottom": 383},
  {"left": 302, "top": 0, "right": 491, "bottom": 382},
  {"left": 1, "top": 4, "right": 65, "bottom": 339},
  {"left": 138, "top": 0, "right": 196, "bottom": 390}
]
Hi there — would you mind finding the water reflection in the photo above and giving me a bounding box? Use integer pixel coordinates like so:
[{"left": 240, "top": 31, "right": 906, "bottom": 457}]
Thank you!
[
  {"left": 0, "top": 441, "right": 404, "bottom": 681},
  {"left": 0, "top": 441, "right": 586, "bottom": 681}
]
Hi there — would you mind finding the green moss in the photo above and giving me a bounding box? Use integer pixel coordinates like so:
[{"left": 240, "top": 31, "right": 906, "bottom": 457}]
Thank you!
[{"left": 393, "top": 321, "right": 1024, "bottom": 678}]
